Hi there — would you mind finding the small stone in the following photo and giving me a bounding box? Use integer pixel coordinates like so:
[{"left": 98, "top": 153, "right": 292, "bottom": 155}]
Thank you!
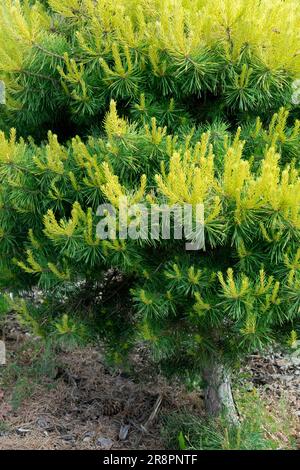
[
  {"left": 60, "top": 434, "right": 74, "bottom": 441},
  {"left": 83, "top": 431, "right": 95, "bottom": 438},
  {"left": 36, "top": 416, "right": 53, "bottom": 430},
  {"left": 119, "top": 424, "right": 130, "bottom": 441},
  {"left": 96, "top": 437, "right": 113, "bottom": 449},
  {"left": 16, "top": 428, "right": 30, "bottom": 435}
]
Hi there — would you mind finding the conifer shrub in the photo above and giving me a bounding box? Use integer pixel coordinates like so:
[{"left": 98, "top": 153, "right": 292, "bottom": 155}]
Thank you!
[
  {"left": 0, "top": 0, "right": 300, "bottom": 422},
  {"left": 0, "top": 0, "right": 300, "bottom": 139}
]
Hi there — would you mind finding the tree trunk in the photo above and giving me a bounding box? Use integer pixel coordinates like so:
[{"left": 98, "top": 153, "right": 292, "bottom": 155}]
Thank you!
[{"left": 202, "top": 360, "right": 239, "bottom": 425}]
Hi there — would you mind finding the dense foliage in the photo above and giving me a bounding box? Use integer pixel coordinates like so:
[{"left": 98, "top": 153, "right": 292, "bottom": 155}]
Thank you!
[
  {"left": 0, "top": 0, "right": 300, "bottom": 139},
  {"left": 0, "top": 0, "right": 300, "bottom": 419}
]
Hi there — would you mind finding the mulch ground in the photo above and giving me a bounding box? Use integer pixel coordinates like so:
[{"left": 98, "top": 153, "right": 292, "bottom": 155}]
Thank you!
[{"left": 0, "top": 317, "right": 299, "bottom": 450}]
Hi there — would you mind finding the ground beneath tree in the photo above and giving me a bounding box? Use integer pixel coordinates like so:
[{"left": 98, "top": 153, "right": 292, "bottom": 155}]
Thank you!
[{"left": 0, "top": 319, "right": 299, "bottom": 450}]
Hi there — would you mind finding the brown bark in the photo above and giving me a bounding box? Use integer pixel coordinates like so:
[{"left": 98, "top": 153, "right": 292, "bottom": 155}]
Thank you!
[{"left": 202, "top": 360, "right": 239, "bottom": 425}]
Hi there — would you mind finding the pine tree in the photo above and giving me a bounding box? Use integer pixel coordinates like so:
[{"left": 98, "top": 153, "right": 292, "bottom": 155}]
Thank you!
[
  {"left": 0, "top": 0, "right": 300, "bottom": 423},
  {"left": 0, "top": 0, "right": 299, "bottom": 138}
]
